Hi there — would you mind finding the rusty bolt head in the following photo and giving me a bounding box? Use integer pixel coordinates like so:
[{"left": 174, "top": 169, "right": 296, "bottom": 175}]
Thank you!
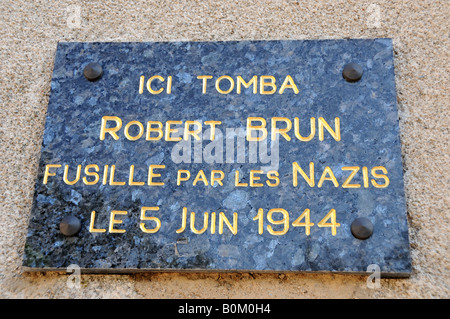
[
  {"left": 83, "top": 62, "right": 103, "bottom": 81},
  {"left": 351, "top": 217, "right": 373, "bottom": 240},
  {"left": 59, "top": 215, "right": 81, "bottom": 236},
  {"left": 342, "top": 62, "right": 363, "bottom": 82}
]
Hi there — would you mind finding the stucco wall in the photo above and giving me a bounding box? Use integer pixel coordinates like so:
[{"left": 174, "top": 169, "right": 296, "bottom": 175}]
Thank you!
[{"left": 0, "top": 0, "right": 448, "bottom": 298}]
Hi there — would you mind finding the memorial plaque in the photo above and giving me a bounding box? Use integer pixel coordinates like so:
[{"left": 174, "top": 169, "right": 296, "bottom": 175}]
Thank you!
[{"left": 23, "top": 39, "right": 411, "bottom": 276}]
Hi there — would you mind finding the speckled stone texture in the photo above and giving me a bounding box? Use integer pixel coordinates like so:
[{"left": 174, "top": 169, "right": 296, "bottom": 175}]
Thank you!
[
  {"left": 23, "top": 39, "right": 410, "bottom": 276},
  {"left": 1, "top": 0, "right": 448, "bottom": 299}
]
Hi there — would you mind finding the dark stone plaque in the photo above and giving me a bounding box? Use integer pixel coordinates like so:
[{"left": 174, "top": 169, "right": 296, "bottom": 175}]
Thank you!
[{"left": 23, "top": 39, "right": 411, "bottom": 276}]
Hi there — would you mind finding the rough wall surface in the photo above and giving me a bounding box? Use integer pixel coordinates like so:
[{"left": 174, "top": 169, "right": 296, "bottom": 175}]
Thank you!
[{"left": 0, "top": 0, "right": 448, "bottom": 298}]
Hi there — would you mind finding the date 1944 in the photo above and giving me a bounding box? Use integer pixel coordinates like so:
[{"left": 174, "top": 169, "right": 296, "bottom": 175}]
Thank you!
[{"left": 89, "top": 206, "right": 340, "bottom": 236}]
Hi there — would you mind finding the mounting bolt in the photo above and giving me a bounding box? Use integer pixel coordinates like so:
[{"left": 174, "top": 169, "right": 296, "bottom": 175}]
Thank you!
[
  {"left": 59, "top": 215, "right": 81, "bottom": 236},
  {"left": 342, "top": 62, "right": 363, "bottom": 82},
  {"left": 83, "top": 62, "right": 103, "bottom": 81},
  {"left": 351, "top": 217, "right": 373, "bottom": 240}
]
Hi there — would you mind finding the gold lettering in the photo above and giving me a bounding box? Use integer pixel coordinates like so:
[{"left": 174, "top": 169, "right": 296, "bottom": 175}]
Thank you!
[
  {"left": 371, "top": 166, "right": 390, "bottom": 188},
  {"left": 176, "top": 207, "right": 187, "bottom": 233},
  {"left": 267, "top": 208, "right": 289, "bottom": 235},
  {"left": 89, "top": 210, "right": 106, "bottom": 233},
  {"left": 102, "top": 165, "right": 109, "bottom": 185},
  {"left": 128, "top": 165, "right": 145, "bottom": 186},
  {"left": 177, "top": 169, "right": 191, "bottom": 185},
  {"left": 237, "top": 75, "right": 257, "bottom": 94},
  {"left": 100, "top": 116, "right": 122, "bottom": 140},
  {"left": 266, "top": 170, "right": 280, "bottom": 187},
  {"left": 292, "top": 162, "right": 315, "bottom": 187},
  {"left": 190, "top": 212, "right": 209, "bottom": 234},
  {"left": 197, "top": 75, "right": 213, "bottom": 94},
  {"left": 247, "top": 117, "right": 268, "bottom": 141},
  {"left": 146, "top": 121, "right": 163, "bottom": 141},
  {"left": 146, "top": 75, "right": 165, "bottom": 94},
  {"left": 148, "top": 165, "right": 165, "bottom": 186},
  {"left": 318, "top": 117, "right": 341, "bottom": 141},
  {"left": 140, "top": 207, "right": 161, "bottom": 233},
  {"left": 193, "top": 169, "right": 208, "bottom": 186},
  {"left": 43, "top": 164, "right": 61, "bottom": 184},
  {"left": 204, "top": 120, "right": 221, "bottom": 141},
  {"left": 210, "top": 212, "right": 216, "bottom": 234},
  {"left": 260, "top": 75, "right": 277, "bottom": 94},
  {"left": 253, "top": 208, "right": 264, "bottom": 235},
  {"left": 292, "top": 209, "right": 314, "bottom": 236},
  {"left": 235, "top": 170, "right": 248, "bottom": 187},
  {"left": 294, "top": 117, "right": 315, "bottom": 141},
  {"left": 342, "top": 166, "right": 361, "bottom": 188},
  {"left": 165, "top": 120, "right": 182, "bottom": 142},
  {"left": 219, "top": 212, "right": 238, "bottom": 235},
  {"left": 184, "top": 120, "right": 202, "bottom": 141},
  {"left": 139, "top": 75, "right": 145, "bottom": 94},
  {"left": 63, "top": 164, "right": 81, "bottom": 185},
  {"left": 279, "top": 75, "right": 299, "bottom": 94},
  {"left": 166, "top": 76, "right": 172, "bottom": 94},
  {"left": 124, "top": 120, "right": 144, "bottom": 141},
  {"left": 362, "top": 166, "right": 369, "bottom": 188},
  {"left": 250, "top": 170, "right": 264, "bottom": 187},
  {"left": 211, "top": 170, "right": 225, "bottom": 186},
  {"left": 83, "top": 164, "right": 99, "bottom": 185},
  {"left": 318, "top": 166, "right": 339, "bottom": 188},
  {"left": 109, "top": 165, "right": 125, "bottom": 186},
  {"left": 271, "top": 117, "right": 292, "bottom": 141},
  {"left": 109, "top": 210, "right": 127, "bottom": 233},
  {"left": 215, "top": 75, "right": 234, "bottom": 94},
  {"left": 317, "top": 209, "right": 340, "bottom": 236}
]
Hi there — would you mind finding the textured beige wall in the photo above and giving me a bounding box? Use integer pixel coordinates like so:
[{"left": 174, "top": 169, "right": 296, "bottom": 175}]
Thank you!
[{"left": 0, "top": 0, "right": 448, "bottom": 298}]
